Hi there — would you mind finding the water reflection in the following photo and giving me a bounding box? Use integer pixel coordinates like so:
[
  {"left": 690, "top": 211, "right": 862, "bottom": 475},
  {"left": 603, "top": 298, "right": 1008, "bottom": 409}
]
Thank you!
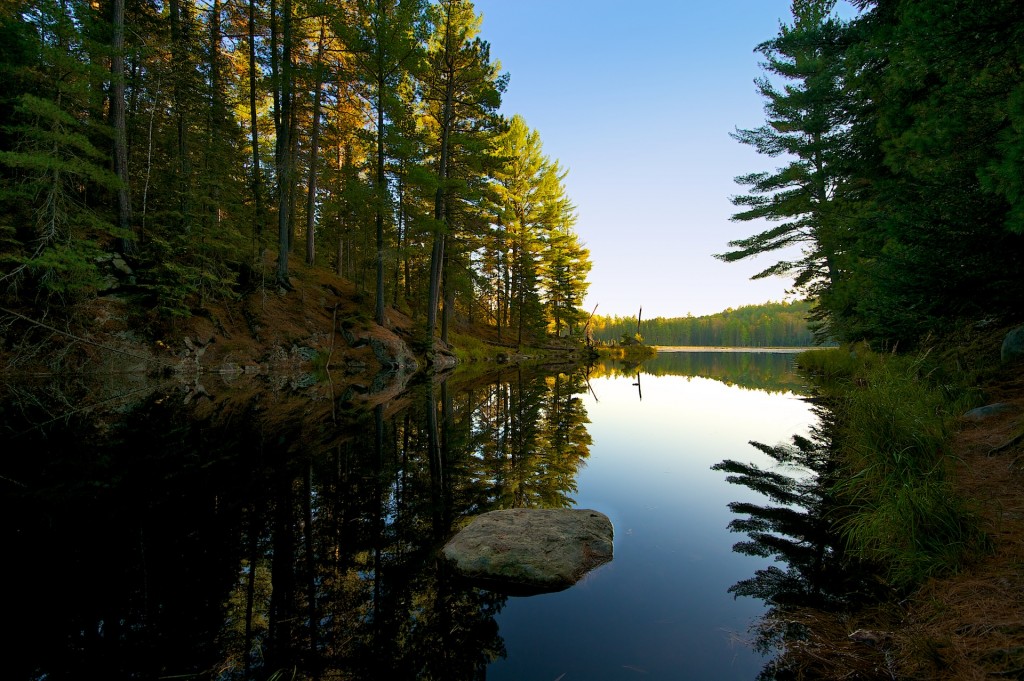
[
  {"left": 593, "top": 349, "right": 807, "bottom": 395},
  {"left": 2, "top": 352, "right": 819, "bottom": 680},
  {"left": 0, "top": 370, "right": 591, "bottom": 681},
  {"left": 712, "top": 402, "right": 886, "bottom": 680}
]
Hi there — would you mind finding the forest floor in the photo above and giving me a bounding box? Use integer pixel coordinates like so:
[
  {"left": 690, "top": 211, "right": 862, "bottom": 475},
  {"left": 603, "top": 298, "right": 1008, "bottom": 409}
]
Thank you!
[{"left": 888, "top": 369, "right": 1024, "bottom": 680}]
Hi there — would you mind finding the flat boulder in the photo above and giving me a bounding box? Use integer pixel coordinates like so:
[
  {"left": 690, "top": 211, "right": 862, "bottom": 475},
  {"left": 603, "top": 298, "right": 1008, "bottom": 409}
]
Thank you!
[{"left": 443, "top": 508, "right": 613, "bottom": 594}]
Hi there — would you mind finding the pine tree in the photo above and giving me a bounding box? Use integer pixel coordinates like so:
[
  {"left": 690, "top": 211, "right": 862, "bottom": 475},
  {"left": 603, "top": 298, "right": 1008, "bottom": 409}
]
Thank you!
[
  {"left": 419, "top": 0, "right": 505, "bottom": 342},
  {"left": 718, "top": 0, "right": 850, "bottom": 328},
  {"left": 0, "top": 0, "right": 125, "bottom": 298},
  {"left": 344, "top": 0, "right": 427, "bottom": 323},
  {"left": 540, "top": 191, "right": 591, "bottom": 337},
  {"left": 491, "top": 115, "right": 561, "bottom": 344},
  {"left": 838, "top": 0, "right": 1024, "bottom": 343}
]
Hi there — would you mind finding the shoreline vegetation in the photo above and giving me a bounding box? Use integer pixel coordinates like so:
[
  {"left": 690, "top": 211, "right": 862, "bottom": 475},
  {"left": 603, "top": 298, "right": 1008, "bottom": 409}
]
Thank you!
[
  {"left": 654, "top": 345, "right": 813, "bottom": 353},
  {"left": 737, "top": 339, "right": 1024, "bottom": 679}
]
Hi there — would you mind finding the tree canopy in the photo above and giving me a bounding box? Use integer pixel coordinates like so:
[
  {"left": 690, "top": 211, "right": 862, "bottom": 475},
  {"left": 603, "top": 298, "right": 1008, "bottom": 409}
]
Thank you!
[{"left": 724, "top": 0, "right": 1024, "bottom": 347}]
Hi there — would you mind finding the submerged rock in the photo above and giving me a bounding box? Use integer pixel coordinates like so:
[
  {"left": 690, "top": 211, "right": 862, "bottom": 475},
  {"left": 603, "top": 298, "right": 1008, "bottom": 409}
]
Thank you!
[{"left": 442, "top": 508, "right": 613, "bottom": 594}]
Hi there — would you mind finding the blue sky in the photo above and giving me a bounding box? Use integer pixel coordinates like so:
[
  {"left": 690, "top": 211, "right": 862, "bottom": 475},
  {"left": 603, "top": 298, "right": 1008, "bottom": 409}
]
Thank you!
[{"left": 472, "top": 0, "right": 858, "bottom": 318}]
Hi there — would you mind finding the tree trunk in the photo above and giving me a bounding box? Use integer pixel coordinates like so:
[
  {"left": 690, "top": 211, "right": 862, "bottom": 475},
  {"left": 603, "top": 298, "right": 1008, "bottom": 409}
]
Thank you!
[
  {"left": 427, "top": 61, "right": 455, "bottom": 343},
  {"left": 112, "top": 0, "right": 132, "bottom": 251},
  {"left": 209, "top": 0, "right": 224, "bottom": 223},
  {"left": 393, "top": 173, "right": 404, "bottom": 308},
  {"left": 374, "top": 63, "right": 386, "bottom": 324},
  {"left": 169, "top": 0, "right": 190, "bottom": 233},
  {"left": 441, "top": 234, "right": 452, "bottom": 344},
  {"left": 305, "top": 18, "right": 326, "bottom": 266},
  {"left": 248, "top": 0, "right": 264, "bottom": 253},
  {"left": 274, "top": 0, "right": 293, "bottom": 289}
]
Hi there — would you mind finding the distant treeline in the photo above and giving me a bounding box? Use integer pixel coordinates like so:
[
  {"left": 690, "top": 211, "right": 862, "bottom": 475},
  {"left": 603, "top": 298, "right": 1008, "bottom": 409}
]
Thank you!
[{"left": 591, "top": 301, "right": 816, "bottom": 347}]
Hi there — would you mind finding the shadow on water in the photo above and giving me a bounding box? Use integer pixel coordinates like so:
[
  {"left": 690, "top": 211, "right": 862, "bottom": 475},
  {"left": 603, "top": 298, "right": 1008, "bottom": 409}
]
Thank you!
[
  {"left": 712, "top": 401, "right": 891, "bottom": 680},
  {"left": 0, "top": 368, "right": 592, "bottom": 681}
]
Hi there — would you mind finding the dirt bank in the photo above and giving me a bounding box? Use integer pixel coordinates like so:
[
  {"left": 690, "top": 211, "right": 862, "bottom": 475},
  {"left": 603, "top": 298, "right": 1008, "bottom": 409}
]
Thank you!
[{"left": 890, "top": 372, "right": 1024, "bottom": 679}]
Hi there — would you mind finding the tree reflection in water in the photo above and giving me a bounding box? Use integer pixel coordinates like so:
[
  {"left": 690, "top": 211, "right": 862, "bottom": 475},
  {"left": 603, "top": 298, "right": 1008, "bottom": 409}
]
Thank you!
[
  {"left": 1, "top": 369, "right": 592, "bottom": 680},
  {"left": 712, "top": 403, "right": 886, "bottom": 680},
  {"left": 592, "top": 349, "right": 806, "bottom": 395}
]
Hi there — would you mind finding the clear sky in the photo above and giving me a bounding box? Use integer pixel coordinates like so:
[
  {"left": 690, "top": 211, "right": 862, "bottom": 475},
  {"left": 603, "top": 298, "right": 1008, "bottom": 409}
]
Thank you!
[{"left": 472, "top": 0, "right": 857, "bottom": 318}]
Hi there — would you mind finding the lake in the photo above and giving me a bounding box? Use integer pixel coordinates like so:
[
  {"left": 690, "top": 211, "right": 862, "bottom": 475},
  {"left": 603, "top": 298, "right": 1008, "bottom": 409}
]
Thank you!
[{"left": 1, "top": 349, "right": 817, "bottom": 680}]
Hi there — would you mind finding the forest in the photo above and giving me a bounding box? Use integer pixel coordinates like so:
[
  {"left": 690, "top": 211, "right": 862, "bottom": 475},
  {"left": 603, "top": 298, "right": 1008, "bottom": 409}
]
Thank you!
[
  {"left": 719, "top": 0, "right": 1024, "bottom": 347},
  {"left": 2, "top": 0, "right": 1023, "bottom": 353},
  {"left": 591, "top": 300, "right": 816, "bottom": 347},
  {"left": 0, "top": 0, "right": 592, "bottom": 347}
]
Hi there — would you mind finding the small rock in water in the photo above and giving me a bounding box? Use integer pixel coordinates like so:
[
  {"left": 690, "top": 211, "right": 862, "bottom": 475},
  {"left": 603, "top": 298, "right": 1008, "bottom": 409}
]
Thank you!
[{"left": 442, "top": 508, "right": 613, "bottom": 594}]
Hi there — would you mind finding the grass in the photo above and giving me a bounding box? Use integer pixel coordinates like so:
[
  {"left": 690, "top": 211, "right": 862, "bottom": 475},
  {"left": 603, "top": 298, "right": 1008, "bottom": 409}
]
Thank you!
[
  {"left": 798, "top": 346, "right": 989, "bottom": 589},
  {"left": 447, "top": 330, "right": 491, "bottom": 363}
]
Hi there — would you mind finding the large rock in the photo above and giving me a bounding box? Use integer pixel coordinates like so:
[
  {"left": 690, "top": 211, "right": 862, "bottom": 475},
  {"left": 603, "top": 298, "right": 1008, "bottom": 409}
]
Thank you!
[
  {"left": 370, "top": 335, "right": 419, "bottom": 372},
  {"left": 442, "top": 508, "right": 613, "bottom": 594},
  {"left": 1002, "top": 325, "right": 1024, "bottom": 363}
]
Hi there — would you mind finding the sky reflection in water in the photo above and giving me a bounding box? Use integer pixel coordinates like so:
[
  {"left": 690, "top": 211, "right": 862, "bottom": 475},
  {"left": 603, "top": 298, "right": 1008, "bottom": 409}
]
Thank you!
[{"left": 488, "top": 355, "right": 816, "bottom": 680}]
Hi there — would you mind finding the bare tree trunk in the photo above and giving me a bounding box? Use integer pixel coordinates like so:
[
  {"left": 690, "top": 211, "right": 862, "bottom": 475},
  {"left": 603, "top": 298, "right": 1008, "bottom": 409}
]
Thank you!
[
  {"left": 169, "top": 0, "right": 190, "bottom": 233},
  {"left": 393, "top": 173, "right": 404, "bottom": 308},
  {"left": 427, "top": 75, "right": 454, "bottom": 342},
  {"left": 441, "top": 235, "right": 453, "bottom": 344}
]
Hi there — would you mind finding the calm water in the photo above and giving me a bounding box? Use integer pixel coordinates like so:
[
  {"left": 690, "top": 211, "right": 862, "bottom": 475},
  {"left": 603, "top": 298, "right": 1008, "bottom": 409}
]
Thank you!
[{"left": 0, "top": 350, "right": 816, "bottom": 680}]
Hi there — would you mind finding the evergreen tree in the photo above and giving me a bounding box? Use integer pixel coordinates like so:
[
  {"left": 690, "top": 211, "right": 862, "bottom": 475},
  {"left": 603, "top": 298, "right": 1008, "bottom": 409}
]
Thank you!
[
  {"left": 0, "top": 0, "right": 125, "bottom": 298},
  {"left": 835, "top": 0, "right": 1024, "bottom": 344},
  {"left": 344, "top": 0, "right": 427, "bottom": 323},
  {"left": 538, "top": 173, "right": 590, "bottom": 337},
  {"left": 419, "top": 0, "right": 505, "bottom": 343},
  {"left": 718, "top": 0, "right": 851, "bottom": 335},
  {"left": 491, "top": 115, "right": 555, "bottom": 344}
]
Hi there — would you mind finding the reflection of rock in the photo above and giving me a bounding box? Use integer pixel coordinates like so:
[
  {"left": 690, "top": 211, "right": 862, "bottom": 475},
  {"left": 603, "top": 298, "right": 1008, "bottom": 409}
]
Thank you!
[
  {"left": 428, "top": 339, "right": 458, "bottom": 370},
  {"left": 443, "top": 508, "right": 613, "bottom": 594},
  {"left": 370, "top": 336, "right": 419, "bottom": 372}
]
